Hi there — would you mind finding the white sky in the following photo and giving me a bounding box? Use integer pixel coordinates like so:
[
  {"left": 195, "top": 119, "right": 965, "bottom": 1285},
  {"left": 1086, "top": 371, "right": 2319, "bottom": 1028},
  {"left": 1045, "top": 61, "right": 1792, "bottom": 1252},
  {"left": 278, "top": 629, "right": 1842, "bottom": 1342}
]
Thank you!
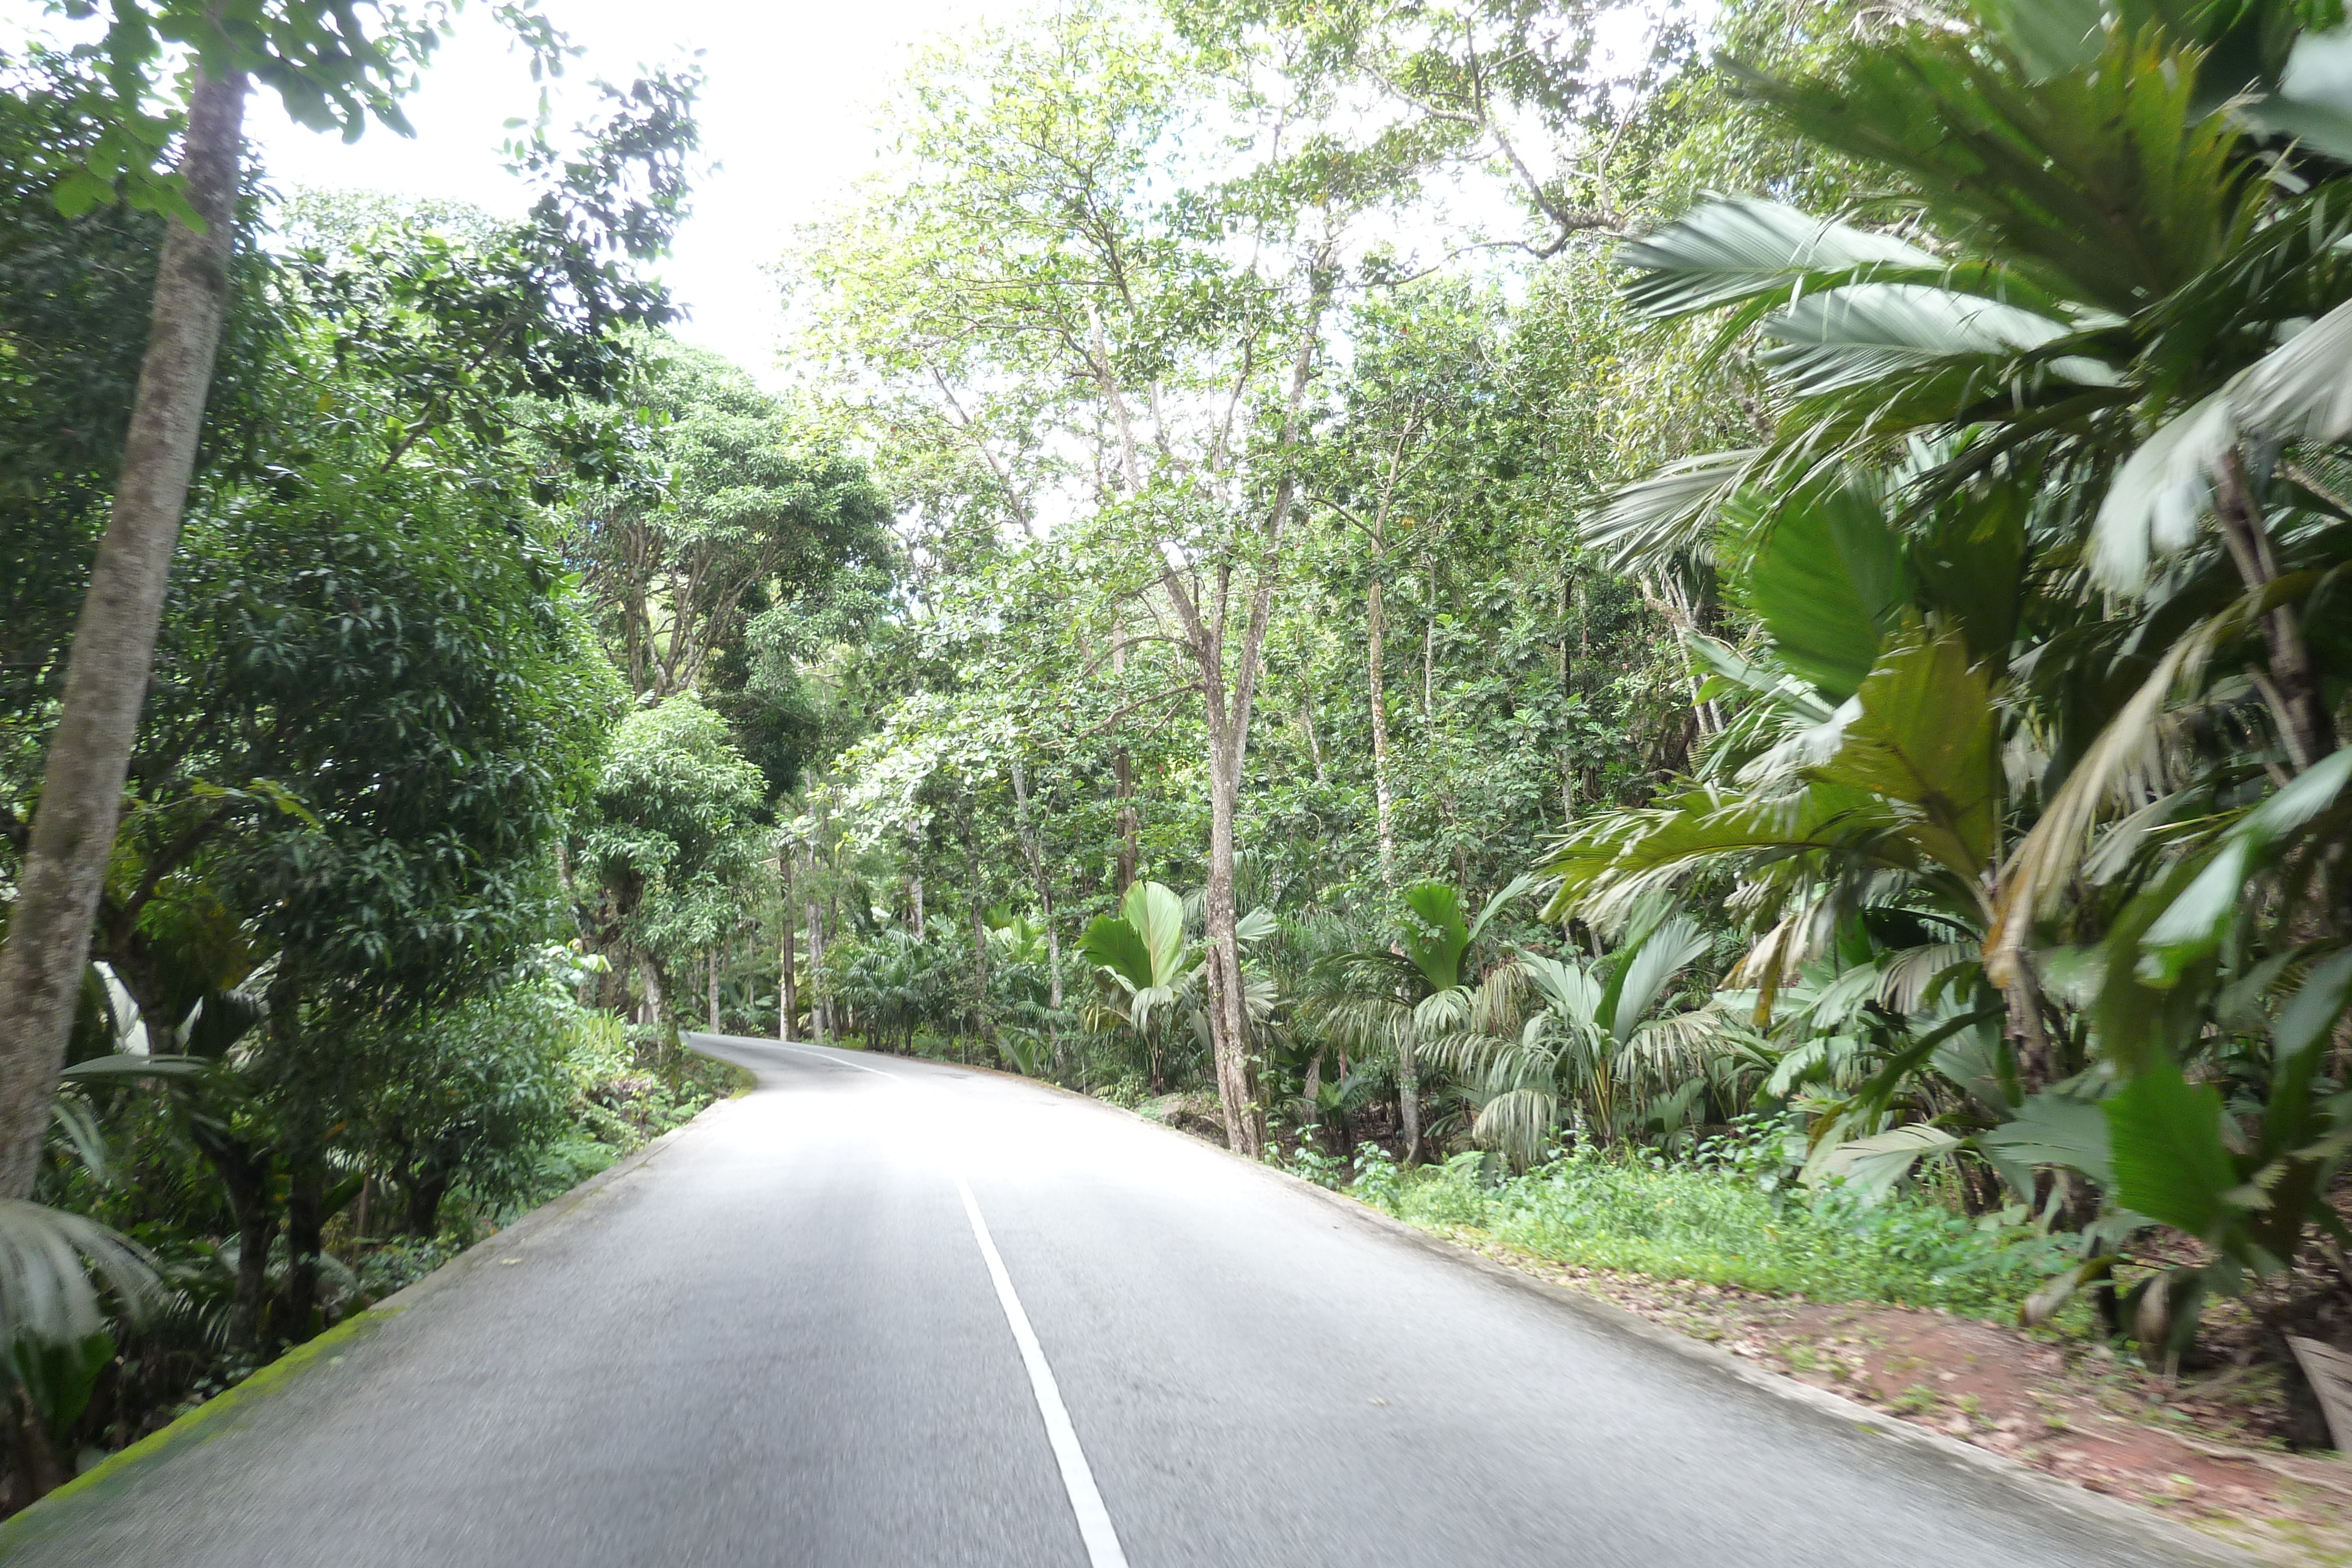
[{"left": 242, "top": 0, "right": 985, "bottom": 381}]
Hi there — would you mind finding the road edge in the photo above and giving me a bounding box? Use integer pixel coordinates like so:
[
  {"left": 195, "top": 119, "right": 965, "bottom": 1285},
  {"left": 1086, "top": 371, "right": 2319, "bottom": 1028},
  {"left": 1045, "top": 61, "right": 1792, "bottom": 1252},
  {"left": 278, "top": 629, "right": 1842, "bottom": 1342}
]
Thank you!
[
  {"left": 0, "top": 1086, "right": 740, "bottom": 1545},
  {"left": 1080, "top": 1096, "right": 2262, "bottom": 1568}
]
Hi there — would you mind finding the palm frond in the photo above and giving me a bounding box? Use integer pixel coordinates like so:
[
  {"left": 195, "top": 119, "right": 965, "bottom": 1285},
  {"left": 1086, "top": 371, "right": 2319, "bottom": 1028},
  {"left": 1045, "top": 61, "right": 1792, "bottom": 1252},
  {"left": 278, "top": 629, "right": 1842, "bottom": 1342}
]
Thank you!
[
  {"left": 2095, "top": 294, "right": 2352, "bottom": 591},
  {"left": 0, "top": 1201, "right": 159, "bottom": 1345},
  {"left": 1618, "top": 196, "right": 1944, "bottom": 323},
  {"left": 1608, "top": 915, "right": 1712, "bottom": 1045},
  {"left": 1760, "top": 283, "right": 2105, "bottom": 402},
  {"left": 1581, "top": 448, "right": 1763, "bottom": 573},
  {"left": 1988, "top": 596, "right": 2246, "bottom": 982},
  {"left": 1875, "top": 941, "right": 1978, "bottom": 1015},
  {"left": 1469, "top": 1086, "right": 1563, "bottom": 1171}
]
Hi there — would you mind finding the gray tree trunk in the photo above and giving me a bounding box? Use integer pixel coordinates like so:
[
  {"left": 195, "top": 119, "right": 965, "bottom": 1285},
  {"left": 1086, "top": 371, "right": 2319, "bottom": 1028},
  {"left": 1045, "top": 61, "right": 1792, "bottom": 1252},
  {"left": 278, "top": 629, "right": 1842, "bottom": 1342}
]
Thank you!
[
  {"left": 806, "top": 897, "right": 826, "bottom": 1044},
  {"left": 1202, "top": 728, "right": 1262, "bottom": 1156},
  {"left": 0, "top": 68, "right": 249, "bottom": 1199},
  {"left": 779, "top": 866, "right": 797, "bottom": 1042},
  {"left": 1110, "top": 624, "right": 1138, "bottom": 895},
  {"left": 1007, "top": 755, "right": 1063, "bottom": 1012},
  {"left": 1368, "top": 576, "right": 1396, "bottom": 890}
]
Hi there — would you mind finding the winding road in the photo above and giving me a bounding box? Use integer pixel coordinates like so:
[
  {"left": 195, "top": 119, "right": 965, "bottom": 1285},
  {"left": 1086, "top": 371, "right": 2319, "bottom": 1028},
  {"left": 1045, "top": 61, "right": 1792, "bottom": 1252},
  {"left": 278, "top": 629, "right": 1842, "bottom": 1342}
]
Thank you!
[{"left": 6, "top": 1036, "right": 2232, "bottom": 1567}]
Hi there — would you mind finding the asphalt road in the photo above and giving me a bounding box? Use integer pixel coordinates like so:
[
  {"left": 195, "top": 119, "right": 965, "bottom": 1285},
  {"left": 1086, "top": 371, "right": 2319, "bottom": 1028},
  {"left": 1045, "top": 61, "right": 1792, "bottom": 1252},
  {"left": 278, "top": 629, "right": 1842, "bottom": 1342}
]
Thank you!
[{"left": 8, "top": 1036, "right": 2227, "bottom": 1567}]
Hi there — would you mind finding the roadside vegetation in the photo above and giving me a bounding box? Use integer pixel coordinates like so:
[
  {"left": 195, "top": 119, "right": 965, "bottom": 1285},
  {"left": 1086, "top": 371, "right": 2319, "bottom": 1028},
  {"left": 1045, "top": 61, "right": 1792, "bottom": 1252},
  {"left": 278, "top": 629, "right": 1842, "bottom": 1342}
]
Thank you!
[
  {"left": 7, "top": 0, "right": 2352, "bottom": 1545},
  {"left": 1317, "top": 1137, "right": 2079, "bottom": 1320}
]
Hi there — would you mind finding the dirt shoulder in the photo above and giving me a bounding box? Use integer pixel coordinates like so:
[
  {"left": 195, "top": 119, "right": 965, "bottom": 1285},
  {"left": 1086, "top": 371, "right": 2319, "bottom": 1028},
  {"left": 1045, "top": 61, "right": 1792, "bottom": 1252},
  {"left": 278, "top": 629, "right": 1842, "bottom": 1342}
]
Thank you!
[{"left": 1433, "top": 1227, "right": 2352, "bottom": 1568}]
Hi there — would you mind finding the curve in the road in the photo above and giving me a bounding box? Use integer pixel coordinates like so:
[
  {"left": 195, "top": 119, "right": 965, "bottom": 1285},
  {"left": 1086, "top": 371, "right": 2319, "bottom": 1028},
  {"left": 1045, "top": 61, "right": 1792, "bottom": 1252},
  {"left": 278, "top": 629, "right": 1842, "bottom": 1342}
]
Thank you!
[{"left": 1, "top": 1035, "right": 2247, "bottom": 1567}]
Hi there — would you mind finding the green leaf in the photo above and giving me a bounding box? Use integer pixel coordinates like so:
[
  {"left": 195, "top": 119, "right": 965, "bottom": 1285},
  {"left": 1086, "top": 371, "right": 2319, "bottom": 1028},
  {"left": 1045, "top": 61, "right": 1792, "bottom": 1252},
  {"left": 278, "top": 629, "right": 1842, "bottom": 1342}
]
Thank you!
[
  {"left": 2104, "top": 1061, "right": 2238, "bottom": 1240},
  {"left": 9, "top": 1330, "right": 114, "bottom": 1446},
  {"left": 1235, "top": 907, "right": 1279, "bottom": 944},
  {"left": 1077, "top": 914, "right": 1153, "bottom": 992},
  {"left": 2140, "top": 749, "right": 2352, "bottom": 979},
  {"left": 1121, "top": 880, "right": 1188, "bottom": 989},
  {"left": 2276, "top": 948, "right": 2352, "bottom": 1065},
  {"left": 0, "top": 1200, "right": 157, "bottom": 1345},
  {"left": 1810, "top": 631, "right": 2000, "bottom": 875},
  {"left": 1605, "top": 915, "right": 1710, "bottom": 1047},
  {"left": 2240, "top": 29, "right": 2352, "bottom": 160},
  {"left": 1807, "top": 1124, "right": 1961, "bottom": 1202},
  {"left": 1581, "top": 449, "right": 1762, "bottom": 574},
  {"left": 1398, "top": 881, "right": 1471, "bottom": 994},
  {"left": 2096, "top": 293, "right": 2352, "bottom": 592},
  {"left": 49, "top": 167, "right": 113, "bottom": 219},
  {"left": 1739, "top": 476, "right": 1909, "bottom": 701},
  {"left": 2262, "top": 948, "right": 2352, "bottom": 1159},
  {"left": 58, "top": 1054, "right": 202, "bottom": 1084},
  {"left": 1760, "top": 283, "right": 2089, "bottom": 401},
  {"left": 1463, "top": 873, "right": 1541, "bottom": 952},
  {"left": 1618, "top": 197, "right": 1942, "bottom": 322},
  {"left": 1910, "top": 480, "right": 2028, "bottom": 673},
  {"left": 1982, "top": 1089, "right": 2116, "bottom": 1188},
  {"left": 1974, "top": 0, "right": 2106, "bottom": 79}
]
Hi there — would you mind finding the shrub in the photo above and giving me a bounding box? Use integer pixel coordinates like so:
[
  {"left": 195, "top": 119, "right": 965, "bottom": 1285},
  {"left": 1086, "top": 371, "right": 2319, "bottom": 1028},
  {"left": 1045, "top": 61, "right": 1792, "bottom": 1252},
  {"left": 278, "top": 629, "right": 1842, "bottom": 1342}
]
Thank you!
[{"left": 1357, "top": 1145, "right": 2074, "bottom": 1319}]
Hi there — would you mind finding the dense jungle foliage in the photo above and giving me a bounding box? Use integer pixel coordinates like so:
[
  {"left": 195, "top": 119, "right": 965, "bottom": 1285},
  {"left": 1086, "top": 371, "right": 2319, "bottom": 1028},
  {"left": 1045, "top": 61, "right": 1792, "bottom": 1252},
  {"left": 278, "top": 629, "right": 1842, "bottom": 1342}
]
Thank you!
[{"left": 8, "top": 0, "right": 2352, "bottom": 1509}]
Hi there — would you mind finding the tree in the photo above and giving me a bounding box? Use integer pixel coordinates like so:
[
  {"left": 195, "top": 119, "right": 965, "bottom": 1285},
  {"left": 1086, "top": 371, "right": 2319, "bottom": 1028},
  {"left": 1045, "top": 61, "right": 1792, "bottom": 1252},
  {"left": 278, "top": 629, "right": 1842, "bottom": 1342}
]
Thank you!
[
  {"left": 0, "top": 0, "right": 457, "bottom": 1201},
  {"left": 569, "top": 345, "right": 891, "bottom": 728},
  {"left": 2, "top": 59, "right": 696, "bottom": 1358},
  {"left": 804, "top": 1, "right": 1454, "bottom": 1154},
  {"left": 576, "top": 696, "right": 770, "bottom": 1019},
  {"left": 1308, "top": 878, "right": 1529, "bottom": 1164},
  {"left": 1429, "top": 908, "right": 1719, "bottom": 1167},
  {"left": 1077, "top": 881, "right": 1199, "bottom": 1091}
]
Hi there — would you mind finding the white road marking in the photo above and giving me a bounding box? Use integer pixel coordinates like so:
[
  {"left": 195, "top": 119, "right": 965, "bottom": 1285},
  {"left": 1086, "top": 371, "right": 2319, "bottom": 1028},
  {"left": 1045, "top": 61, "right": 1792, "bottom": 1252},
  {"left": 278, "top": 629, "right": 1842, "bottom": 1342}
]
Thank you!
[
  {"left": 766, "top": 1038, "right": 1129, "bottom": 1565},
  {"left": 767, "top": 1041, "right": 896, "bottom": 1076},
  {"left": 957, "top": 1173, "right": 1131, "bottom": 1568}
]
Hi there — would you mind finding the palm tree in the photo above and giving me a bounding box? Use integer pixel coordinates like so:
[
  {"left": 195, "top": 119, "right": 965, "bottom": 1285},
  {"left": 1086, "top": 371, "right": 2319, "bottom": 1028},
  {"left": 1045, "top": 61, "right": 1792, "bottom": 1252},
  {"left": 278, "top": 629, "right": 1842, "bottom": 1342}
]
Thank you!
[
  {"left": 1561, "top": 0, "right": 2352, "bottom": 1346},
  {"left": 1424, "top": 908, "right": 1726, "bottom": 1168},
  {"left": 1076, "top": 882, "right": 1201, "bottom": 1094},
  {"left": 1304, "top": 878, "right": 1534, "bottom": 1165}
]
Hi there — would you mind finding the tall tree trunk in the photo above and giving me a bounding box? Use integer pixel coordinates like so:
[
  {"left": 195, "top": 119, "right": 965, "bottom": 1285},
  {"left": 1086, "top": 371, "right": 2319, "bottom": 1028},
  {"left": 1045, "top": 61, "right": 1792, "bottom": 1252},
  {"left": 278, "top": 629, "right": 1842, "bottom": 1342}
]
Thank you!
[
  {"left": 191, "top": 1121, "right": 275, "bottom": 1344},
  {"left": 0, "top": 68, "right": 249, "bottom": 1199},
  {"left": 1422, "top": 559, "right": 1436, "bottom": 722},
  {"left": 1367, "top": 576, "right": 1397, "bottom": 891},
  {"left": 281, "top": 1146, "right": 325, "bottom": 1343},
  {"left": 2006, "top": 968, "right": 2058, "bottom": 1095},
  {"left": 805, "top": 895, "right": 826, "bottom": 1044},
  {"left": 267, "top": 957, "right": 323, "bottom": 1343},
  {"left": 634, "top": 952, "right": 665, "bottom": 1026},
  {"left": 1397, "top": 1029, "right": 1424, "bottom": 1167},
  {"left": 1111, "top": 623, "right": 1138, "bottom": 895},
  {"left": 1641, "top": 573, "right": 1722, "bottom": 737},
  {"left": 1007, "top": 755, "right": 1064, "bottom": 1012},
  {"left": 910, "top": 874, "right": 925, "bottom": 940},
  {"left": 1203, "top": 730, "right": 1261, "bottom": 1155},
  {"left": 1188, "top": 287, "right": 1328, "bottom": 1159},
  {"left": 1559, "top": 573, "right": 1576, "bottom": 823},
  {"left": 405, "top": 1169, "right": 450, "bottom": 1238},
  {"left": 971, "top": 897, "right": 990, "bottom": 1010},
  {"left": 779, "top": 856, "right": 796, "bottom": 1041}
]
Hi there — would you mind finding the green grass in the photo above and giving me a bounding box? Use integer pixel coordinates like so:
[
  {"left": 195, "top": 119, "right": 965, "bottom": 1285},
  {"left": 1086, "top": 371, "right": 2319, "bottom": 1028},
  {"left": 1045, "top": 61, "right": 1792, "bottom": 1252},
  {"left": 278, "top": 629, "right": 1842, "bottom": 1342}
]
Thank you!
[{"left": 1351, "top": 1148, "right": 2076, "bottom": 1319}]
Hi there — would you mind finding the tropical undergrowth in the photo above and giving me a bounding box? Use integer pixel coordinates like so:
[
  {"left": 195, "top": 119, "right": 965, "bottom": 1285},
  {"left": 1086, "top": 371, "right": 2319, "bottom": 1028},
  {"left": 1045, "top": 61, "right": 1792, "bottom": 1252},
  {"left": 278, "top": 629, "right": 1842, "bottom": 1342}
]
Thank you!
[{"left": 1299, "top": 1126, "right": 2080, "bottom": 1322}]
